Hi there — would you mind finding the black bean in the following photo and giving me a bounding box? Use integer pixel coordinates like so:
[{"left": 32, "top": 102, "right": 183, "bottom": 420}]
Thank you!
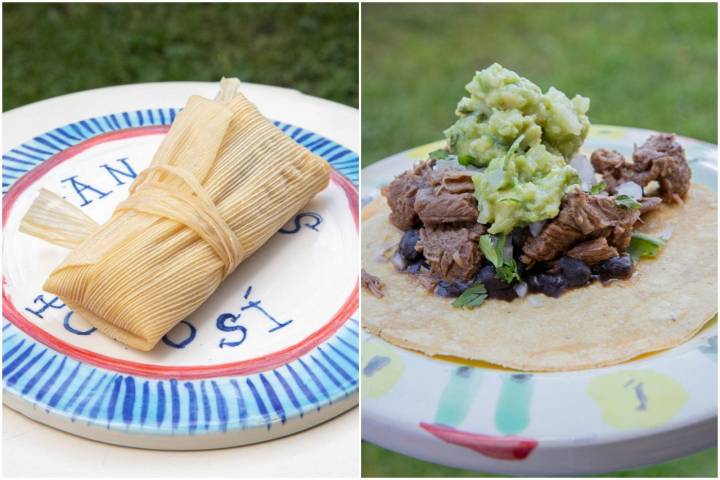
[
  {"left": 527, "top": 273, "right": 567, "bottom": 297},
  {"left": 474, "top": 265, "right": 518, "bottom": 301},
  {"left": 435, "top": 281, "right": 468, "bottom": 298},
  {"left": 399, "top": 229, "right": 421, "bottom": 261},
  {"left": 406, "top": 260, "right": 430, "bottom": 274},
  {"left": 516, "top": 259, "right": 527, "bottom": 278},
  {"left": 489, "top": 286, "right": 518, "bottom": 301},
  {"left": 405, "top": 262, "right": 422, "bottom": 274},
  {"left": 556, "top": 256, "right": 592, "bottom": 287},
  {"left": 597, "top": 255, "right": 634, "bottom": 280},
  {"left": 475, "top": 264, "right": 496, "bottom": 283},
  {"left": 510, "top": 228, "right": 527, "bottom": 251}
]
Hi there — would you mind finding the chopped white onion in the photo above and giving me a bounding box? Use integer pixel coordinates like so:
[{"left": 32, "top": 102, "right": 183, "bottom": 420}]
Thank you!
[
  {"left": 514, "top": 282, "right": 528, "bottom": 298},
  {"left": 391, "top": 251, "right": 407, "bottom": 271},
  {"left": 616, "top": 181, "right": 643, "bottom": 200},
  {"left": 527, "top": 296, "right": 544, "bottom": 308},
  {"left": 529, "top": 221, "right": 545, "bottom": 237},
  {"left": 434, "top": 157, "right": 463, "bottom": 171},
  {"left": 660, "top": 224, "right": 674, "bottom": 241},
  {"left": 570, "top": 153, "right": 596, "bottom": 186}
]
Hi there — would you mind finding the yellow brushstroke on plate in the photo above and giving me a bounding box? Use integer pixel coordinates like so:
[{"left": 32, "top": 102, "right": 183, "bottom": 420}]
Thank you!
[
  {"left": 588, "top": 370, "right": 688, "bottom": 429},
  {"left": 362, "top": 337, "right": 405, "bottom": 399},
  {"left": 588, "top": 125, "right": 627, "bottom": 140}
]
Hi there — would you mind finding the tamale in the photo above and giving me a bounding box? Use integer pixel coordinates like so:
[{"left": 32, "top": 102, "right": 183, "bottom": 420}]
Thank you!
[{"left": 20, "top": 80, "right": 331, "bottom": 351}]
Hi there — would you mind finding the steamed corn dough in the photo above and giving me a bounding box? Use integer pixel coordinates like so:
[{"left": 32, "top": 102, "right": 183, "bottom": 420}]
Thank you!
[
  {"left": 362, "top": 184, "right": 717, "bottom": 371},
  {"left": 21, "top": 85, "right": 330, "bottom": 351}
]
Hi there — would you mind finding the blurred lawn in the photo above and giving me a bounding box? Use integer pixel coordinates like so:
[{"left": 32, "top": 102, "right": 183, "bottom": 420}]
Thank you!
[
  {"left": 361, "top": 2, "right": 717, "bottom": 477},
  {"left": 362, "top": 2, "right": 717, "bottom": 166},
  {"left": 3, "top": 3, "right": 358, "bottom": 110},
  {"left": 362, "top": 442, "right": 718, "bottom": 478}
]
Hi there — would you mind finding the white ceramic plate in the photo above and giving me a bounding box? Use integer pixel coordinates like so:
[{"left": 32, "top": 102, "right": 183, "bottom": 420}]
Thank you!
[
  {"left": 361, "top": 126, "right": 717, "bottom": 475},
  {"left": 3, "top": 82, "right": 359, "bottom": 449}
]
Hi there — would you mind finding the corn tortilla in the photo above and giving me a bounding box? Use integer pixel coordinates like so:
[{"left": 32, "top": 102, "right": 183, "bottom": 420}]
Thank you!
[{"left": 361, "top": 183, "right": 717, "bottom": 371}]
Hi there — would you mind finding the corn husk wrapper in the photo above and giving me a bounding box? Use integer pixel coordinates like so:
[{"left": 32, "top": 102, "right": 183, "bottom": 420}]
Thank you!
[{"left": 20, "top": 81, "right": 330, "bottom": 350}]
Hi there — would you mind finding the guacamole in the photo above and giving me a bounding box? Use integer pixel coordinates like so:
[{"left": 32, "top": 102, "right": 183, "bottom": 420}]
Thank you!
[
  {"left": 473, "top": 138, "right": 580, "bottom": 234},
  {"left": 444, "top": 63, "right": 590, "bottom": 233}
]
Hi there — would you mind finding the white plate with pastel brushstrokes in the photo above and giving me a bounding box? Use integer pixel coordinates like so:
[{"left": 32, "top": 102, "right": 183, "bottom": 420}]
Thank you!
[
  {"left": 2, "top": 82, "right": 359, "bottom": 450},
  {"left": 361, "top": 126, "right": 717, "bottom": 476}
]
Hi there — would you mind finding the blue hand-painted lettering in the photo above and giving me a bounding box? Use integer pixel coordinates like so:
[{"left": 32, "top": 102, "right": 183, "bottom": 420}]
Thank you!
[
  {"left": 24, "top": 295, "right": 66, "bottom": 319},
  {"left": 278, "top": 212, "right": 322, "bottom": 234},
  {"left": 162, "top": 320, "right": 197, "bottom": 349},
  {"left": 63, "top": 311, "right": 97, "bottom": 335},
  {"left": 215, "top": 286, "right": 293, "bottom": 348},
  {"left": 100, "top": 158, "right": 137, "bottom": 186},
  {"left": 241, "top": 300, "right": 293, "bottom": 333},
  {"left": 59, "top": 158, "right": 141, "bottom": 207},
  {"left": 216, "top": 313, "right": 247, "bottom": 349},
  {"left": 61, "top": 176, "right": 112, "bottom": 207},
  {"left": 24, "top": 293, "right": 95, "bottom": 336}
]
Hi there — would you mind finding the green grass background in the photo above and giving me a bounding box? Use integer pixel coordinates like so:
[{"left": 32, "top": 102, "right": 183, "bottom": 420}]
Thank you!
[
  {"left": 362, "top": 2, "right": 717, "bottom": 167},
  {"left": 363, "top": 442, "right": 718, "bottom": 478},
  {"left": 3, "top": 2, "right": 358, "bottom": 111},
  {"left": 361, "top": 2, "right": 717, "bottom": 477}
]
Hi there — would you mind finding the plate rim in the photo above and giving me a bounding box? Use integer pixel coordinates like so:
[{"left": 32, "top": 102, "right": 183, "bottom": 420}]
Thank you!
[
  {"left": 360, "top": 126, "right": 717, "bottom": 473},
  {"left": 3, "top": 100, "right": 360, "bottom": 442}
]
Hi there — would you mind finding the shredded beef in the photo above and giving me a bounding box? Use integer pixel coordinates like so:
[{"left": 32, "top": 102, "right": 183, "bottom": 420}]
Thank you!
[
  {"left": 416, "top": 272, "right": 439, "bottom": 292},
  {"left": 520, "top": 188, "right": 640, "bottom": 265},
  {"left": 385, "top": 163, "right": 479, "bottom": 229},
  {"left": 633, "top": 134, "right": 691, "bottom": 203},
  {"left": 590, "top": 133, "right": 690, "bottom": 204},
  {"left": 639, "top": 196, "right": 662, "bottom": 215},
  {"left": 417, "top": 223, "right": 485, "bottom": 282},
  {"left": 361, "top": 269, "right": 385, "bottom": 298},
  {"left": 432, "top": 170, "right": 476, "bottom": 194},
  {"left": 383, "top": 160, "right": 434, "bottom": 230},
  {"left": 414, "top": 188, "right": 477, "bottom": 225},
  {"left": 566, "top": 237, "right": 618, "bottom": 265},
  {"left": 414, "top": 170, "right": 478, "bottom": 225}
]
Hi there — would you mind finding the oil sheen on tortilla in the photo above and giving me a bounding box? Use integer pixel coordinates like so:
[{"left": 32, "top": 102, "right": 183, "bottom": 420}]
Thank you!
[{"left": 361, "top": 183, "right": 717, "bottom": 371}]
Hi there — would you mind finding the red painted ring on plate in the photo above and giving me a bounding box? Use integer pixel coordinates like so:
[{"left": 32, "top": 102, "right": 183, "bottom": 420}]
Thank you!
[{"left": 2, "top": 126, "right": 359, "bottom": 380}]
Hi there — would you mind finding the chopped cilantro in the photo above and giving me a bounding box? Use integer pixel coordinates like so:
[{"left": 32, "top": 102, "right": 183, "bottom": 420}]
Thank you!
[
  {"left": 628, "top": 232, "right": 667, "bottom": 261},
  {"left": 429, "top": 149, "right": 449, "bottom": 161},
  {"left": 496, "top": 258, "right": 521, "bottom": 283},
  {"left": 479, "top": 233, "right": 520, "bottom": 284},
  {"left": 479, "top": 234, "right": 503, "bottom": 268},
  {"left": 458, "top": 154, "right": 475, "bottom": 166},
  {"left": 616, "top": 194, "right": 642, "bottom": 209},
  {"left": 589, "top": 181, "right": 607, "bottom": 194},
  {"left": 452, "top": 282, "right": 488, "bottom": 309}
]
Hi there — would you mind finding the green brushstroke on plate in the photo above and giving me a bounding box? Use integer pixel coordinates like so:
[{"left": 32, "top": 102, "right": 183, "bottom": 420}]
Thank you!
[
  {"left": 495, "top": 374, "right": 533, "bottom": 435},
  {"left": 434, "top": 366, "right": 482, "bottom": 427}
]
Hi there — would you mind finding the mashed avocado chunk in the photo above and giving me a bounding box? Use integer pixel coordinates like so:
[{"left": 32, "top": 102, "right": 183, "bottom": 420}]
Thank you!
[
  {"left": 445, "top": 63, "right": 590, "bottom": 165},
  {"left": 473, "top": 137, "right": 580, "bottom": 234},
  {"left": 444, "top": 63, "right": 590, "bottom": 233}
]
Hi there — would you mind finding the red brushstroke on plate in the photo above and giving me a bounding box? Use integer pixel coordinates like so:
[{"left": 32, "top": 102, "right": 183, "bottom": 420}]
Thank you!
[
  {"left": 3, "top": 126, "right": 359, "bottom": 380},
  {"left": 419, "top": 422, "right": 538, "bottom": 460}
]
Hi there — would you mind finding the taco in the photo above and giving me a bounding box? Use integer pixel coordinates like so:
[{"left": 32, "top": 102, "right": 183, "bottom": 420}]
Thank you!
[{"left": 362, "top": 64, "right": 717, "bottom": 371}]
